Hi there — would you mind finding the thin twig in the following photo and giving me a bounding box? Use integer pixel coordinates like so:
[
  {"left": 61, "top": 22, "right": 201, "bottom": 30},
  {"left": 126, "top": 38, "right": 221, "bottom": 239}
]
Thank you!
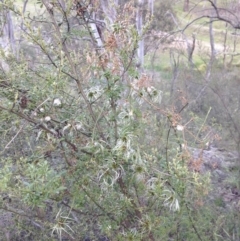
[
  {"left": 3, "top": 124, "right": 25, "bottom": 151},
  {"left": 194, "top": 106, "right": 212, "bottom": 144}
]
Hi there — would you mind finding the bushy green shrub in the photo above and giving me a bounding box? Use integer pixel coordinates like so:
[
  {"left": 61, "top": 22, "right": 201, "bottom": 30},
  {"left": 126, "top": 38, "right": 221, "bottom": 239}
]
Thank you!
[{"left": 0, "top": 1, "right": 239, "bottom": 241}]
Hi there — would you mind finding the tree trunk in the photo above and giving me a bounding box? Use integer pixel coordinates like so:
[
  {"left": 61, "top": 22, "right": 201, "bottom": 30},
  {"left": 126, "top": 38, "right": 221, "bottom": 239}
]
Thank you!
[
  {"left": 188, "top": 33, "right": 195, "bottom": 65},
  {"left": 0, "top": 8, "right": 16, "bottom": 54},
  {"left": 100, "top": 0, "right": 117, "bottom": 25},
  {"left": 148, "top": 0, "right": 154, "bottom": 15},
  {"left": 206, "top": 0, "right": 217, "bottom": 79},
  {"left": 136, "top": 0, "right": 144, "bottom": 69},
  {"left": 88, "top": 12, "right": 104, "bottom": 48},
  {"left": 183, "top": 0, "right": 189, "bottom": 12}
]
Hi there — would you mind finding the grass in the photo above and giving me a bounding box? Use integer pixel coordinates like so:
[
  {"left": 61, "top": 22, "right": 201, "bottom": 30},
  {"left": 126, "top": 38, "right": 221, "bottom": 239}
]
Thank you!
[{"left": 145, "top": 52, "right": 172, "bottom": 73}]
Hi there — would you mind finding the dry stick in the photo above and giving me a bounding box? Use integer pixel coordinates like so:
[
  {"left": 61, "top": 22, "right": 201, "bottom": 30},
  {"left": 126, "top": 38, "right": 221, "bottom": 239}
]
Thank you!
[
  {"left": 3, "top": 124, "right": 25, "bottom": 151},
  {"left": 194, "top": 106, "right": 212, "bottom": 144},
  {"left": 30, "top": 97, "right": 50, "bottom": 117},
  {"left": 165, "top": 126, "right": 171, "bottom": 173},
  {"left": 0, "top": 206, "right": 35, "bottom": 219},
  {"left": 170, "top": 51, "right": 180, "bottom": 98}
]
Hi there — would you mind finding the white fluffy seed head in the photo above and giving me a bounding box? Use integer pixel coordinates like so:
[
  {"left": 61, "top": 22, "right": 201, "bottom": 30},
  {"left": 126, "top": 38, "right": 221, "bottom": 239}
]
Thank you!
[
  {"left": 44, "top": 116, "right": 51, "bottom": 122},
  {"left": 75, "top": 124, "right": 82, "bottom": 130},
  {"left": 53, "top": 98, "right": 62, "bottom": 107},
  {"left": 176, "top": 125, "right": 184, "bottom": 131}
]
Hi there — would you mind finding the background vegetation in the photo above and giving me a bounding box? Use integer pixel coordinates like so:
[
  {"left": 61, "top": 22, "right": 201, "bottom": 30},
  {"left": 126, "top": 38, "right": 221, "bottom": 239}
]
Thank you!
[{"left": 0, "top": 0, "right": 239, "bottom": 240}]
